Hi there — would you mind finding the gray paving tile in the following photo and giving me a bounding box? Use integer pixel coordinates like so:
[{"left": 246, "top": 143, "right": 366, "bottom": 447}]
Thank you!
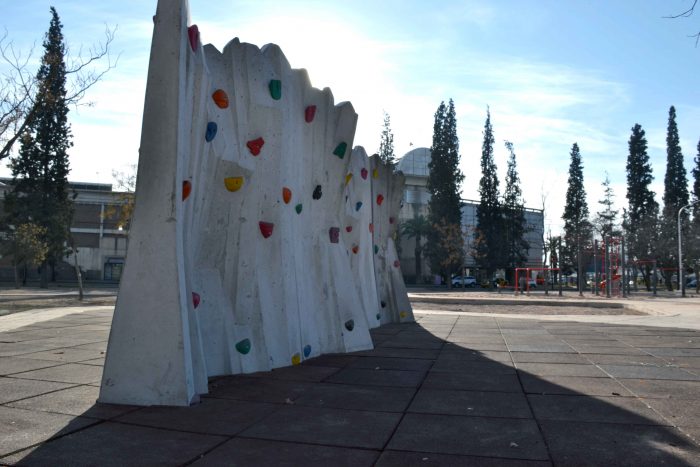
[
  {"left": 642, "top": 347, "right": 700, "bottom": 357},
  {"left": 325, "top": 368, "right": 426, "bottom": 388},
  {"left": 351, "top": 347, "right": 440, "bottom": 360},
  {"left": 0, "top": 376, "right": 75, "bottom": 404},
  {"left": 506, "top": 344, "right": 574, "bottom": 353},
  {"left": 643, "top": 398, "right": 700, "bottom": 428},
  {"left": 572, "top": 345, "right": 649, "bottom": 355},
  {"left": 115, "top": 398, "right": 277, "bottom": 436},
  {"left": 205, "top": 376, "right": 315, "bottom": 403},
  {"left": 240, "top": 405, "right": 401, "bottom": 449},
  {"left": 0, "top": 405, "right": 98, "bottom": 457},
  {"left": 665, "top": 356, "right": 700, "bottom": 369},
  {"left": 431, "top": 359, "right": 515, "bottom": 374},
  {"left": 347, "top": 356, "right": 434, "bottom": 372},
  {"left": 620, "top": 379, "right": 700, "bottom": 399},
  {"left": 519, "top": 374, "right": 632, "bottom": 396},
  {"left": 376, "top": 450, "right": 553, "bottom": 466},
  {"left": 301, "top": 353, "right": 358, "bottom": 368},
  {"left": 510, "top": 352, "right": 591, "bottom": 364},
  {"left": 388, "top": 413, "right": 549, "bottom": 460},
  {"left": 439, "top": 349, "right": 513, "bottom": 362},
  {"left": 0, "top": 357, "right": 64, "bottom": 376},
  {"left": 378, "top": 339, "right": 444, "bottom": 350},
  {"left": 247, "top": 364, "right": 339, "bottom": 382},
  {"left": 409, "top": 388, "right": 532, "bottom": 418},
  {"left": 422, "top": 371, "right": 522, "bottom": 392},
  {"left": 15, "top": 347, "right": 104, "bottom": 363},
  {"left": 599, "top": 364, "right": 700, "bottom": 381},
  {"left": 515, "top": 363, "right": 607, "bottom": 377},
  {"left": 291, "top": 383, "right": 415, "bottom": 412},
  {"left": 7, "top": 385, "right": 136, "bottom": 419},
  {"left": 1, "top": 420, "right": 225, "bottom": 466},
  {"left": 540, "top": 420, "right": 700, "bottom": 466},
  {"left": 585, "top": 354, "right": 670, "bottom": 366},
  {"left": 191, "top": 437, "right": 379, "bottom": 466},
  {"left": 528, "top": 394, "right": 668, "bottom": 425},
  {"left": 10, "top": 363, "right": 102, "bottom": 384}
]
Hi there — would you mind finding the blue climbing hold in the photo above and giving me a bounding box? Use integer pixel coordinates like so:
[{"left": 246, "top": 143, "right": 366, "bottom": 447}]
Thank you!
[
  {"left": 355, "top": 201, "right": 362, "bottom": 211},
  {"left": 205, "top": 122, "right": 217, "bottom": 142},
  {"left": 303, "top": 344, "right": 312, "bottom": 357}
]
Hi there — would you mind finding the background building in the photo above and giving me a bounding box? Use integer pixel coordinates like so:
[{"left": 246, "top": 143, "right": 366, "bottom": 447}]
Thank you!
[
  {"left": 0, "top": 178, "right": 130, "bottom": 283},
  {"left": 396, "top": 148, "right": 545, "bottom": 283}
]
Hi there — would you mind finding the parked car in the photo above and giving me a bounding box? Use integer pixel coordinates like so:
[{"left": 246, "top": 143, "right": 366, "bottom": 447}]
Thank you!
[
  {"left": 687, "top": 278, "right": 698, "bottom": 288},
  {"left": 451, "top": 276, "right": 477, "bottom": 288}
]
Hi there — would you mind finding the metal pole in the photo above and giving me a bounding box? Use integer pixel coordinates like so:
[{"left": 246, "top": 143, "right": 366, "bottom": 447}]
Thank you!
[
  {"left": 679, "top": 205, "right": 684, "bottom": 297},
  {"left": 593, "top": 239, "right": 598, "bottom": 296},
  {"left": 653, "top": 260, "right": 657, "bottom": 296},
  {"left": 558, "top": 242, "right": 563, "bottom": 297},
  {"left": 606, "top": 237, "right": 611, "bottom": 298},
  {"left": 621, "top": 236, "right": 627, "bottom": 298},
  {"left": 577, "top": 232, "right": 583, "bottom": 297}
]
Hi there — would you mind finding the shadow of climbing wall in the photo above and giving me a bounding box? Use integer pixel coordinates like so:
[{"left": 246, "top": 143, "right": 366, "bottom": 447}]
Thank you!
[{"left": 99, "top": 0, "right": 412, "bottom": 406}]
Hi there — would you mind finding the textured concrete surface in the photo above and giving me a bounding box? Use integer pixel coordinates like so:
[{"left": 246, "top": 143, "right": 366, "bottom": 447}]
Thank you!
[{"left": 1, "top": 306, "right": 700, "bottom": 465}]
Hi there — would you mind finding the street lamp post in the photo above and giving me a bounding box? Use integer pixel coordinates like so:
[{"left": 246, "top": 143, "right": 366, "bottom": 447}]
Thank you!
[{"left": 678, "top": 201, "right": 700, "bottom": 298}]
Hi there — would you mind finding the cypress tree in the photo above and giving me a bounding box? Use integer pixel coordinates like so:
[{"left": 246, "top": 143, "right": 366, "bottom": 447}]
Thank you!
[
  {"left": 502, "top": 141, "right": 529, "bottom": 280},
  {"left": 3, "top": 7, "right": 73, "bottom": 288},
  {"left": 378, "top": 111, "right": 396, "bottom": 166},
  {"left": 561, "top": 143, "right": 590, "bottom": 282},
  {"left": 426, "top": 99, "right": 464, "bottom": 283},
  {"left": 594, "top": 173, "right": 619, "bottom": 239},
  {"left": 473, "top": 107, "right": 501, "bottom": 284}
]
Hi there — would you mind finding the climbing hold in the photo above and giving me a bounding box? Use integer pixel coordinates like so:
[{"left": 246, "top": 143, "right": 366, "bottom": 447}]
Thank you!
[
  {"left": 192, "top": 292, "right": 201, "bottom": 309},
  {"left": 224, "top": 177, "right": 244, "bottom": 192},
  {"left": 212, "top": 89, "right": 229, "bottom": 108},
  {"left": 400, "top": 311, "right": 408, "bottom": 319},
  {"left": 374, "top": 245, "right": 379, "bottom": 255},
  {"left": 282, "top": 187, "right": 292, "bottom": 204},
  {"left": 329, "top": 227, "right": 340, "bottom": 244},
  {"left": 305, "top": 105, "right": 316, "bottom": 123},
  {"left": 313, "top": 185, "right": 322, "bottom": 200},
  {"left": 376, "top": 313, "right": 381, "bottom": 320},
  {"left": 373, "top": 168, "right": 379, "bottom": 178},
  {"left": 333, "top": 142, "right": 347, "bottom": 159},
  {"left": 393, "top": 260, "right": 400, "bottom": 268},
  {"left": 303, "top": 344, "right": 312, "bottom": 358},
  {"left": 205, "top": 122, "right": 217, "bottom": 142},
  {"left": 187, "top": 25, "right": 199, "bottom": 52},
  {"left": 355, "top": 201, "right": 362, "bottom": 211},
  {"left": 295, "top": 203, "right": 303, "bottom": 214},
  {"left": 345, "top": 173, "right": 353, "bottom": 185},
  {"left": 360, "top": 168, "right": 368, "bottom": 179},
  {"left": 269, "top": 79, "right": 282, "bottom": 100},
  {"left": 259, "top": 221, "right": 274, "bottom": 239},
  {"left": 345, "top": 226, "right": 353, "bottom": 233},
  {"left": 292, "top": 353, "right": 301, "bottom": 365},
  {"left": 182, "top": 180, "right": 192, "bottom": 201},
  {"left": 344, "top": 319, "right": 355, "bottom": 331},
  {"left": 389, "top": 217, "right": 395, "bottom": 224},
  {"left": 381, "top": 301, "right": 386, "bottom": 308},
  {"left": 247, "top": 137, "right": 265, "bottom": 156},
  {"left": 369, "top": 223, "right": 374, "bottom": 234},
  {"left": 352, "top": 244, "right": 359, "bottom": 254},
  {"left": 376, "top": 194, "right": 384, "bottom": 206},
  {"left": 235, "top": 338, "right": 251, "bottom": 355}
]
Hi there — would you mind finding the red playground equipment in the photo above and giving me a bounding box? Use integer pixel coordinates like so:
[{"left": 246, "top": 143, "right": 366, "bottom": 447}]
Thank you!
[{"left": 514, "top": 267, "right": 561, "bottom": 295}]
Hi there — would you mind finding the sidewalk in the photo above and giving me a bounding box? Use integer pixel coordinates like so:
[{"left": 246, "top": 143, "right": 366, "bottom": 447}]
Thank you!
[{"left": 1, "top": 303, "right": 699, "bottom": 465}]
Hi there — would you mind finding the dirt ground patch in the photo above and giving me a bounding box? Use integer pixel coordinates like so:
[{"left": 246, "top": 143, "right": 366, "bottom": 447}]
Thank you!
[
  {"left": 411, "top": 302, "right": 646, "bottom": 315},
  {"left": 0, "top": 295, "right": 116, "bottom": 316}
]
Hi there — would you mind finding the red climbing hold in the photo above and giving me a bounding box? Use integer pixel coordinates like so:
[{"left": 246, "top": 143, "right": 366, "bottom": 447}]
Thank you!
[
  {"left": 352, "top": 244, "right": 359, "bottom": 254},
  {"left": 360, "top": 168, "right": 368, "bottom": 179},
  {"left": 212, "top": 89, "right": 229, "bottom": 109},
  {"left": 192, "top": 292, "right": 201, "bottom": 309},
  {"left": 305, "top": 105, "right": 316, "bottom": 123},
  {"left": 182, "top": 180, "right": 192, "bottom": 201},
  {"left": 394, "top": 260, "right": 400, "bottom": 268},
  {"left": 247, "top": 137, "right": 265, "bottom": 156},
  {"left": 345, "top": 226, "right": 353, "bottom": 233},
  {"left": 259, "top": 221, "right": 274, "bottom": 238},
  {"left": 369, "top": 223, "right": 374, "bottom": 234},
  {"left": 329, "top": 227, "right": 340, "bottom": 244},
  {"left": 188, "top": 25, "right": 199, "bottom": 52},
  {"left": 389, "top": 217, "right": 395, "bottom": 224},
  {"left": 282, "top": 187, "right": 292, "bottom": 204},
  {"left": 376, "top": 194, "right": 384, "bottom": 206}
]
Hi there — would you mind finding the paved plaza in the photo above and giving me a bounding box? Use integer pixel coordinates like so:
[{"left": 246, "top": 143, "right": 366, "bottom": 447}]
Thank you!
[{"left": 1, "top": 297, "right": 700, "bottom": 465}]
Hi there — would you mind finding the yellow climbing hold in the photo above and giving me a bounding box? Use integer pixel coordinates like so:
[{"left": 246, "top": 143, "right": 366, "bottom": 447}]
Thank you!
[
  {"left": 291, "top": 353, "right": 301, "bottom": 365},
  {"left": 400, "top": 311, "right": 407, "bottom": 319},
  {"left": 372, "top": 168, "right": 379, "bottom": 179},
  {"left": 345, "top": 173, "right": 353, "bottom": 185},
  {"left": 224, "top": 177, "right": 244, "bottom": 192}
]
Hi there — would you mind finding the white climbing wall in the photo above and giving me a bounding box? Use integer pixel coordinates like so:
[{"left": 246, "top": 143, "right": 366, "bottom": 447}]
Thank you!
[{"left": 99, "top": 0, "right": 413, "bottom": 407}]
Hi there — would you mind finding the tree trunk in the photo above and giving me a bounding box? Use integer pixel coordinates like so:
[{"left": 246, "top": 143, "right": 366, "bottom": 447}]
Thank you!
[
  {"left": 415, "top": 249, "right": 422, "bottom": 284},
  {"left": 13, "top": 263, "right": 20, "bottom": 288},
  {"left": 39, "top": 261, "right": 48, "bottom": 288},
  {"left": 71, "top": 243, "right": 84, "bottom": 300}
]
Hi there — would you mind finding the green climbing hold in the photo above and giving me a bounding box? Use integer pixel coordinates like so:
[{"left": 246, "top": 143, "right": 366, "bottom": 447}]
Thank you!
[
  {"left": 235, "top": 338, "right": 251, "bottom": 355},
  {"left": 295, "top": 203, "right": 303, "bottom": 214},
  {"left": 269, "top": 79, "right": 282, "bottom": 100},
  {"left": 344, "top": 319, "right": 354, "bottom": 331},
  {"left": 376, "top": 313, "right": 381, "bottom": 320},
  {"left": 374, "top": 245, "right": 379, "bottom": 254},
  {"left": 333, "top": 142, "right": 347, "bottom": 159}
]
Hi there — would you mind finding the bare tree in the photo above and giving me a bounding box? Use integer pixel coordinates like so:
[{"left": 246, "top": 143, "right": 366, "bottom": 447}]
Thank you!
[
  {"left": 665, "top": 0, "right": 699, "bottom": 46},
  {"left": 0, "top": 22, "right": 117, "bottom": 160}
]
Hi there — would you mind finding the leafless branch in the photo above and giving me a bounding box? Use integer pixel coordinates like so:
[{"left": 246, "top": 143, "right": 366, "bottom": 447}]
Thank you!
[{"left": 664, "top": 0, "right": 699, "bottom": 47}]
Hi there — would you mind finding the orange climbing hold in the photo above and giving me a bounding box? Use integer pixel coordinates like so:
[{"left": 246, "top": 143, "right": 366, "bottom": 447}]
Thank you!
[
  {"left": 305, "top": 105, "right": 316, "bottom": 123},
  {"left": 259, "top": 221, "right": 274, "bottom": 239},
  {"left": 282, "top": 187, "right": 292, "bottom": 204},
  {"left": 182, "top": 180, "right": 192, "bottom": 201},
  {"left": 212, "top": 89, "right": 229, "bottom": 108},
  {"left": 224, "top": 177, "right": 244, "bottom": 192},
  {"left": 352, "top": 244, "right": 359, "bottom": 254},
  {"left": 247, "top": 137, "right": 265, "bottom": 156}
]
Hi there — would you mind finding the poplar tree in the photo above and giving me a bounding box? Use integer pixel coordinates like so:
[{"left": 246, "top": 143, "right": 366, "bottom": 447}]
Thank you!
[
  {"left": 624, "top": 123, "right": 659, "bottom": 289},
  {"left": 3, "top": 8, "right": 73, "bottom": 288},
  {"left": 378, "top": 111, "right": 395, "bottom": 166},
  {"left": 502, "top": 141, "right": 529, "bottom": 280},
  {"left": 426, "top": 99, "right": 464, "bottom": 283},
  {"left": 561, "top": 143, "right": 590, "bottom": 284}
]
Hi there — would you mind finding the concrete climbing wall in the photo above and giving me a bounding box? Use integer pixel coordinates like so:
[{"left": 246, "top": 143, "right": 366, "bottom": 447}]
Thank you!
[{"left": 99, "top": 0, "right": 413, "bottom": 407}]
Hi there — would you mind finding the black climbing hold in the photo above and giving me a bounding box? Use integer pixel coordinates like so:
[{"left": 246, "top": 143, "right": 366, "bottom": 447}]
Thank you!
[
  {"left": 313, "top": 185, "right": 322, "bottom": 200},
  {"left": 344, "top": 319, "right": 354, "bottom": 331},
  {"left": 380, "top": 301, "right": 386, "bottom": 308}
]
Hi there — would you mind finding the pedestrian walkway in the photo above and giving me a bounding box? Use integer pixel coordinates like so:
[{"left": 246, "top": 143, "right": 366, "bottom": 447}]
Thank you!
[{"left": 1, "top": 307, "right": 699, "bottom": 465}]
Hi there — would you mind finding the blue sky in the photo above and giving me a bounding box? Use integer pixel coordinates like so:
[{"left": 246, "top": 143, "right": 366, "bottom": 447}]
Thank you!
[{"left": 1, "top": 0, "right": 699, "bottom": 234}]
